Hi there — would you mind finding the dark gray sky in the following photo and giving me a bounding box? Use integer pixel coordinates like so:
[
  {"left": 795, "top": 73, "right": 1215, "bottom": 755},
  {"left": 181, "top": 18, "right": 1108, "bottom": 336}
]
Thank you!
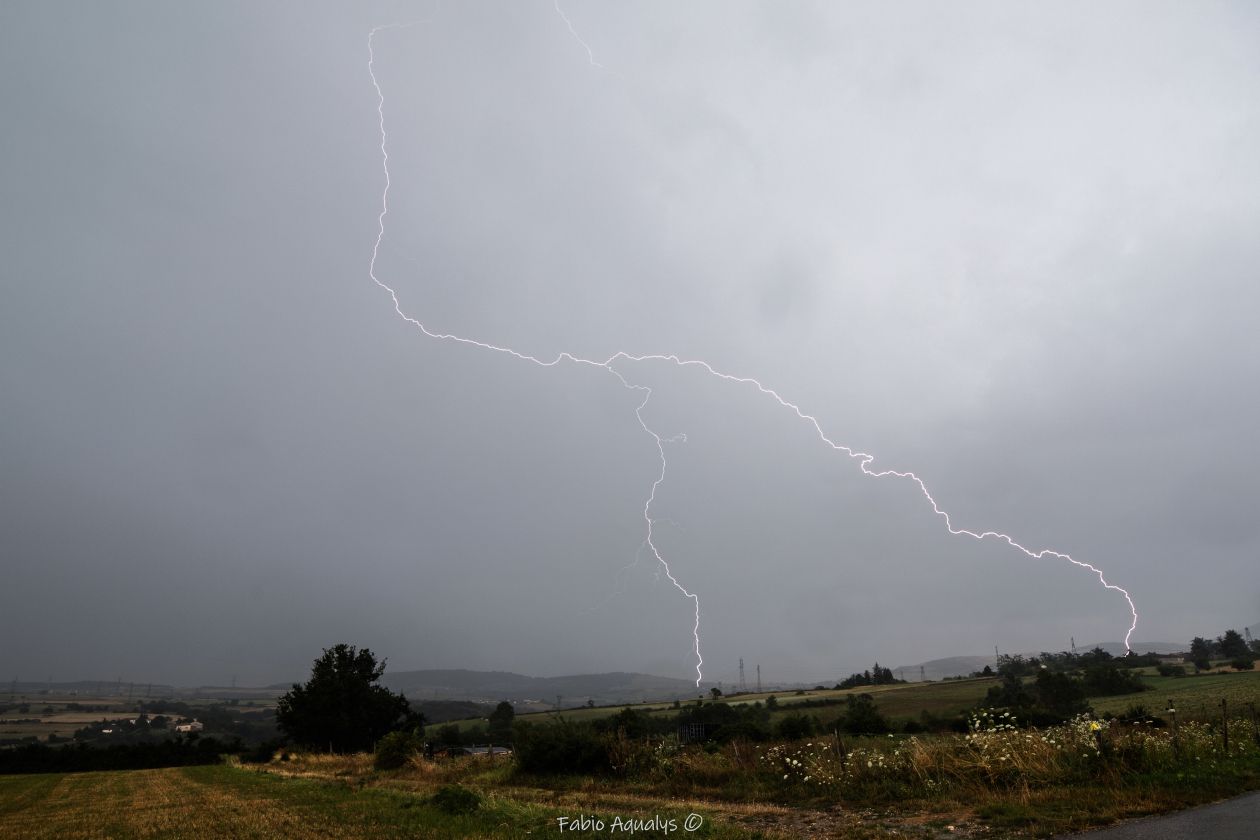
[{"left": 2, "top": 1, "right": 1258, "bottom": 688}]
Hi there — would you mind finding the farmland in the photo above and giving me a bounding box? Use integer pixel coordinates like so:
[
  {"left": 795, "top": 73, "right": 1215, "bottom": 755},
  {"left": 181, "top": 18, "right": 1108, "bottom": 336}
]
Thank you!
[{"left": 5, "top": 668, "right": 1260, "bottom": 838}]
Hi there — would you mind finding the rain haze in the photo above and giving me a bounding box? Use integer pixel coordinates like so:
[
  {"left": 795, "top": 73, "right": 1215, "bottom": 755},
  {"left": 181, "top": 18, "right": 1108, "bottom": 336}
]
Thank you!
[{"left": 2, "top": 1, "right": 1258, "bottom": 690}]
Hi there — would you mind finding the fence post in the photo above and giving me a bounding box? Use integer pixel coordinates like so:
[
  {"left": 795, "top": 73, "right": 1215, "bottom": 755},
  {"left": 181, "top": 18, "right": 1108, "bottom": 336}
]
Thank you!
[
  {"left": 1220, "top": 699, "right": 1229, "bottom": 754},
  {"left": 1250, "top": 702, "right": 1259, "bottom": 747},
  {"left": 835, "top": 728, "right": 847, "bottom": 772}
]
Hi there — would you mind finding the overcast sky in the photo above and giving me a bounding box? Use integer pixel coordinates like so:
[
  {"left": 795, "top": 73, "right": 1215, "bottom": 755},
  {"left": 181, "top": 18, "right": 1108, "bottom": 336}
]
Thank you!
[{"left": 2, "top": 1, "right": 1258, "bottom": 688}]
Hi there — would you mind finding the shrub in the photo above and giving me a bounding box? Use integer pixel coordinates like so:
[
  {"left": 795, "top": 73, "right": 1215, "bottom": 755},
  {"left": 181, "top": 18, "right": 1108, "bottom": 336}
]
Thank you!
[
  {"left": 711, "top": 720, "right": 771, "bottom": 743},
  {"left": 776, "top": 713, "right": 817, "bottom": 740},
  {"left": 839, "top": 694, "right": 891, "bottom": 735},
  {"left": 247, "top": 737, "right": 288, "bottom": 763},
  {"left": 1156, "top": 664, "right": 1186, "bottom": 677},
  {"left": 985, "top": 673, "right": 1035, "bottom": 709},
  {"left": 512, "top": 721, "right": 605, "bottom": 774},
  {"left": 374, "top": 729, "right": 422, "bottom": 770},
  {"left": 1193, "top": 658, "right": 1211, "bottom": 672},
  {"left": 1034, "top": 670, "right": 1089, "bottom": 715},
  {"left": 430, "top": 783, "right": 481, "bottom": 815},
  {"left": 1082, "top": 666, "right": 1149, "bottom": 697},
  {"left": 1230, "top": 657, "right": 1255, "bottom": 671}
]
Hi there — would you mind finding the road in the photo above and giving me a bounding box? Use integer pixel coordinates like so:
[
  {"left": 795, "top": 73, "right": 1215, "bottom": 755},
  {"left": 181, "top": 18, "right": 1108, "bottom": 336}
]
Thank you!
[{"left": 1069, "top": 790, "right": 1260, "bottom": 838}]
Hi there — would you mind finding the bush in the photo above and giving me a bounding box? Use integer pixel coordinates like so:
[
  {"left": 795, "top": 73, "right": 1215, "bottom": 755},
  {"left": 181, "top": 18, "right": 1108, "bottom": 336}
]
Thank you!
[
  {"left": 985, "top": 674, "right": 1035, "bottom": 709},
  {"left": 1156, "top": 664, "right": 1186, "bottom": 677},
  {"left": 776, "top": 713, "right": 817, "bottom": 740},
  {"left": 839, "top": 694, "right": 891, "bottom": 735},
  {"left": 1194, "top": 658, "right": 1212, "bottom": 672},
  {"left": 512, "top": 721, "right": 605, "bottom": 775},
  {"left": 247, "top": 737, "right": 289, "bottom": 763},
  {"left": 430, "top": 783, "right": 481, "bottom": 815},
  {"left": 0, "top": 736, "right": 231, "bottom": 775},
  {"left": 1230, "top": 657, "right": 1255, "bottom": 671},
  {"left": 1034, "top": 670, "right": 1089, "bottom": 716},
  {"left": 1082, "top": 666, "right": 1149, "bottom": 697},
  {"left": 711, "top": 720, "right": 771, "bottom": 743},
  {"left": 375, "top": 729, "right": 422, "bottom": 770}
]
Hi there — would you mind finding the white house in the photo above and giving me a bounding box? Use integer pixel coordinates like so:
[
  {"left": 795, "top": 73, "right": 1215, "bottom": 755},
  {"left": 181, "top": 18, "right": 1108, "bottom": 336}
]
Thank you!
[{"left": 175, "top": 720, "right": 203, "bottom": 732}]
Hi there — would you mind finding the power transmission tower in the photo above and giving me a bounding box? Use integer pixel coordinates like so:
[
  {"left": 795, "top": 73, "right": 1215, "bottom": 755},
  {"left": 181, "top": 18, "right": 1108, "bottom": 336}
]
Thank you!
[
  {"left": 1071, "top": 637, "right": 1078, "bottom": 655},
  {"left": 920, "top": 665, "right": 925, "bottom": 682},
  {"left": 556, "top": 695, "right": 562, "bottom": 711},
  {"left": 739, "top": 658, "right": 746, "bottom": 692},
  {"left": 146, "top": 683, "right": 152, "bottom": 698},
  {"left": 1246, "top": 629, "right": 1253, "bottom": 644},
  {"left": 756, "top": 665, "right": 761, "bottom": 694}
]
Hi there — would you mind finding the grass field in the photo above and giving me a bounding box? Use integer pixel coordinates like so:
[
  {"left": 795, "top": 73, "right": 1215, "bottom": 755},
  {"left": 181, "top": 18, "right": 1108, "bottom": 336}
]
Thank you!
[
  {"left": 5, "top": 671, "right": 1260, "bottom": 838},
  {"left": 1089, "top": 670, "right": 1260, "bottom": 718},
  {"left": 439, "top": 679, "right": 1000, "bottom": 735},
  {"left": 5, "top": 730, "right": 1260, "bottom": 840},
  {"left": 0, "top": 763, "right": 764, "bottom": 840}
]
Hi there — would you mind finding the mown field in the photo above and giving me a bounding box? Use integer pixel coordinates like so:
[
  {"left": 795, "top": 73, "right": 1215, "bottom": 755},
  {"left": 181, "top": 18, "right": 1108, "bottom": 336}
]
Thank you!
[{"left": 0, "top": 762, "right": 763, "bottom": 840}]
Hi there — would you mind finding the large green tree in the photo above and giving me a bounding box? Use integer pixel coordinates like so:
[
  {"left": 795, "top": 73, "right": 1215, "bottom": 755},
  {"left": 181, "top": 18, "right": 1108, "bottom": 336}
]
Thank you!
[{"left": 276, "top": 644, "right": 424, "bottom": 753}]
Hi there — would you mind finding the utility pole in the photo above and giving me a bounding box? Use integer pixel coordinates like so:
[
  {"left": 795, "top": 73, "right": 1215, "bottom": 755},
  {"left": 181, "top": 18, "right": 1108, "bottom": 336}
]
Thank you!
[
  {"left": 146, "top": 684, "right": 152, "bottom": 698},
  {"left": 756, "top": 665, "right": 761, "bottom": 694},
  {"left": 739, "top": 658, "right": 746, "bottom": 692},
  {"left": 128, "top": 683, "right": 134, "bottom": 700}
]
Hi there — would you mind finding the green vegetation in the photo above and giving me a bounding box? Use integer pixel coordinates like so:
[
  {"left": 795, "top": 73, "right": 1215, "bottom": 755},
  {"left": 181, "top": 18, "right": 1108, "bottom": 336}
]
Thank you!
[
  {"left": 276, "top": 644, "right": 425, "bottom": 753},
  {"left": 3, "top": 663, "right": 1259, "bottom": 838},
  {"left": 374, "top": 729, "right": 424, "bottom": 770}
]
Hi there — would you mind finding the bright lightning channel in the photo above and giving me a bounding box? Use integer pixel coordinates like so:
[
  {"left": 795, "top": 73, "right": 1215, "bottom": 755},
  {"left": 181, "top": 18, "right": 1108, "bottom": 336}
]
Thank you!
[{"left": 366, "top": 24, "right": 1139, "bottom": 686}]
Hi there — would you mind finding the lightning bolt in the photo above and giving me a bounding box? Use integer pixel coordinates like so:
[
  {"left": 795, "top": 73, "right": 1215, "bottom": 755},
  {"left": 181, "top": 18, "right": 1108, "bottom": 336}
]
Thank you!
[
  {"left": 366, "top": 22, "right": 1138, "bottom": 686},
  {"left": 554, "top": 1, "right": 602, "bottom": 67}
]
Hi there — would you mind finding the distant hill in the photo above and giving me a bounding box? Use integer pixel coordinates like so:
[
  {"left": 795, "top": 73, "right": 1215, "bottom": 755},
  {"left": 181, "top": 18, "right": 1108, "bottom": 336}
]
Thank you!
[
  {"left": 890, "top": 656, "right": 995, "bottom": 682},
  {"left": 1082, "top": 641, "right": 1186, "bottom": 656},
  {"left": 377, "top": 669, "right": 701, "bottom": 706},
  {"left": 410, "top": 699, "right": 495, "bottom": 723}
]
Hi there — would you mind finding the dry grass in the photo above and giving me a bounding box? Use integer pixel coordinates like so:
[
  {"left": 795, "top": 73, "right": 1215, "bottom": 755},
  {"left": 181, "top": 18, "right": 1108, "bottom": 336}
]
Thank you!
[{"left": 5, "top": 709, "right": 1260, "bottom": 840}]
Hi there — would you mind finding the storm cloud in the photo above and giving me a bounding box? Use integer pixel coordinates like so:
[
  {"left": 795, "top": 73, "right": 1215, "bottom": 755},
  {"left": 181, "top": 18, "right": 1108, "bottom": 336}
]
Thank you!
[{"left": 2, "top": 1, "right": 1258, "bottom": 688}]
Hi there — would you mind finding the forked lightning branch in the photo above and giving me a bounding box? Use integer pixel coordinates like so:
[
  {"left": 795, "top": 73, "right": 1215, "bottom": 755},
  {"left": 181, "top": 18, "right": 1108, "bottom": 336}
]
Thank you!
[{"left": 363, "top": 17, "right": 1139, "bottom": 686}]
